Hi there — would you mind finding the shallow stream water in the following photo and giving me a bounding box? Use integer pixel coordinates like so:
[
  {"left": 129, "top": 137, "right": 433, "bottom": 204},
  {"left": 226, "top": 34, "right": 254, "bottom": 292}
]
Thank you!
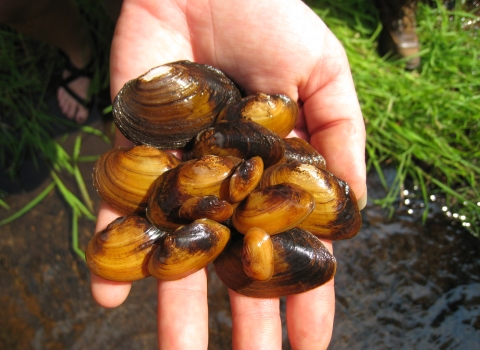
[
  {"left": 330, "top": 171, "right": 480, "bottom": 349},
  {"left": 1, "top": 110, "right": 479, "bottom": 349}
]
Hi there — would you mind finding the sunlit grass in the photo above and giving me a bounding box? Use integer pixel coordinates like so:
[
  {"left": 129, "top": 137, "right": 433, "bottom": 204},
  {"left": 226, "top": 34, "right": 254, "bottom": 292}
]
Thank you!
[{"left": 309, "top": 0, "right": 479, "bottom": 235}]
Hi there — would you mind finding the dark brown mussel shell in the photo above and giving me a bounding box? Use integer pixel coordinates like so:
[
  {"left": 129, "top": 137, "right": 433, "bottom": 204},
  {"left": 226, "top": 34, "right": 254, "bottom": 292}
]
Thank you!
[
  {"left": 147, "top": 155, "right": 240, "bottom": 230},
  {"left": 214, "top": 227, "right": 336, "bottom": 298},
  {"left": 183, "top": 119, "right": 285, "bottom": 167},
  {"left": 148, "top": 219, "right": 231, "bottom": 280},
  {"left": 229, "top": 156, "right": 264, "bottom": 203},
  {"left": 112, "top": 60, "right": 241, "bottom": 149},
  {"left": 259, "top": 163, "right": 362, "bottom": 240},
  {"left": 280, "top": 137, "right": 326, "bottom": 169},
  {"left": 86, "top": 215, "right": 167, "bottom": 282},
  {"left": 216, "top": 93, "right": 298, "bottom": 138},
  {"left": 93, "top": 145, "right": 181, "bottom": 215},
  {"left": 179, "top": 195, "right": 234, "bottom": 222}
]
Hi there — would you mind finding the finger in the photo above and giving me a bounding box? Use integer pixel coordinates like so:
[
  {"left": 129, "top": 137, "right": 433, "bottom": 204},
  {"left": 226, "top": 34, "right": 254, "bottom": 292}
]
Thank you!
[
  {"left": 309, "top": 116, "right": 366, "bottom": 202},
  {"left": 286, "top": 240, "right": 335, "bottom": 350},
  {"left": 157, "top": 269, "right": 209, "bottom": 349},
  {"left": 114, "top": 128, "right": 135, "bottom": 147},
  {"left": 90, "top": 201, "right": 132, "bottom": 307},
  {"left": 229, "top": 290, "right": 282, "bottom": 350},
  {"left": 300, "top": 34, "right": 366, "bottom": 201},
  {"left": 90, "top": 272, "right": 132, "bottom": 308},
  {"left": 286, "top": 280, "right": 335, "bottom": 350}
]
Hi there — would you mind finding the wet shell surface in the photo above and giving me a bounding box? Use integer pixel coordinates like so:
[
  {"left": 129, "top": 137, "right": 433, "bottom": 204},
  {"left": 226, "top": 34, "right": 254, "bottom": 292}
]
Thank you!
[
  {"left": 86, "top": 215, "right": 166, "bottom": 282},
  {"left": 88, "top": 61, "right": 362, "bottom": 296},
  {"left": 281, "top": 137, "right": 327, "bottom": 169},
  {"left": 183, "top": 119, "right": 285, "bottom": 167},
  {"left": 216, "top": 93, "right": 299, "bottom": 138},
  {"left": 229, "top": 156, "right": 264, "bottom": 203},
  {"left": 148, "top": 219, "right": 230, "bottom": 280},
  {"left": 241, "top": 228, "right": 274, "bottom": 281},
  {"left": 179, "top": 195, "right": 234, "bottom": 223},
  {"left": 214, "top": 227, "right": 337, "bottom": 298},
  {"left": 232, "top": 183, "right": 316, "bottom": 235},
  {"left": 112, "top": 60, "right": 241, "bottom": 149},
  {"left": 147, "top": 155, "right": 239, "bottom": 230},
  {"left": 93, "top": 145, "right": 181, "bottom": 215},
  {"left": 259, "top": 163, "right": 362, "bottom": 240}
]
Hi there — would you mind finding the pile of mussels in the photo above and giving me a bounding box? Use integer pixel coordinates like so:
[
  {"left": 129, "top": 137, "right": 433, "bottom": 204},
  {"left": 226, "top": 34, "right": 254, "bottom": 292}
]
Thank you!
[{"left": 86, "top": 60, "right": 362, "bottom": 298}]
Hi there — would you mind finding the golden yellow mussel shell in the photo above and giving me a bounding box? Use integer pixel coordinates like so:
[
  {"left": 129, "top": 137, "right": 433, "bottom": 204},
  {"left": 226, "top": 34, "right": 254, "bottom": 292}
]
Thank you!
[
  {"left": 92, "top": 145, "right": 181, "bottom": 215},
  {"left": 259, "top": 162, "right": 362, "bottom": 240},
  {"left": 88, "top": 60, "right": 362, "bottom": 298},
  {"left": 147, "top": 155, "right": 239, "bottom": 230},
  {"left": 229, "top": 156, "right": 264, "bottom": 203},
  {"left": 86, "top": 215, "right": 166, "bottom": 282},
  {"left": 148, "top": 219, "right": 231, "bottom": 280},
  {"left": 241, "top": 227, "right": 274, "bottom": 281},
  {"left": 232, "top": 183, "right": 316, "bottom": 235},
  {"left": 178, "top": 195, "right": 234, "bottom": 223},
  {"left": 216, "top": 93, "right": 298, "bottom": 138}
]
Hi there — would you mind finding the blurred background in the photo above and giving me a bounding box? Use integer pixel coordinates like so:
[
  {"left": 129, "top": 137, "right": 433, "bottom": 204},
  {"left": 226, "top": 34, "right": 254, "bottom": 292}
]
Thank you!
[{"left": 0, "top": 0, "right": 479, "bottom": 348}]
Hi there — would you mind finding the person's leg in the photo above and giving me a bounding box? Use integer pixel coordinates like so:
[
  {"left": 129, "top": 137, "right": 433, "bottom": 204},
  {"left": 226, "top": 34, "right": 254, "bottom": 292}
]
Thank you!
[
  {"left": 0, "top": 0, "right": 93, "bottom": 123},
  {"left": 374, "top": 0, "right": 421, "bottom": 70}
]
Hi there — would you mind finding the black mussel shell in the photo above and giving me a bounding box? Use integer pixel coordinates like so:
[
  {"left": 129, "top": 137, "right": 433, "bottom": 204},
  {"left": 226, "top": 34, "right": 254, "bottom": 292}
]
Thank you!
[
  {"left": 214, "top": 227, "right": 336, "bottom": 298},
  {"left": 183, "top": 119, "right": 285, "bottom": 167}
]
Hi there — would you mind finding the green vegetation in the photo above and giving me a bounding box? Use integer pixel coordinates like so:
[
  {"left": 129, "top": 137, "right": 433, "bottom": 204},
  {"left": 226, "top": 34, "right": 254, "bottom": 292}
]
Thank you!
[
  {"left": 0, "top": 0, "right": 479, "bottom": 239},
  {"left": 308, "top": 0, "right": 479, "bottom": 236},
  {"left": 0, "top": 0, "right": 114, "bottom": 259}
]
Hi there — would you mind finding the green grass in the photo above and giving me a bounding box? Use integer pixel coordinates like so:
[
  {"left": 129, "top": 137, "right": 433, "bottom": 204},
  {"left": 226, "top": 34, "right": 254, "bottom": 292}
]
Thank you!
[
  {"left": 1, "top": 0, "right": 479, "bottom": 238},
  {"left": 0, "top": 0, "right": 114, "bottom": 259},
  {"left": 307, "top": 0, "right": 480, "bottom": 236}
]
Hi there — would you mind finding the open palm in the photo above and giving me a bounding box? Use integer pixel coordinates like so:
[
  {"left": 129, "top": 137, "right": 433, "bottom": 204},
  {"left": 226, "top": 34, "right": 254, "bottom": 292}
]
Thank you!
[{"left": 92, "top": 1, "right": 366, "bottom": 349}]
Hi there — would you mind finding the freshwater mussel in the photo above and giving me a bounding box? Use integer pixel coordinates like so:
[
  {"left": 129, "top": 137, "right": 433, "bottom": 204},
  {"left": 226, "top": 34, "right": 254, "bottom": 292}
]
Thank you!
[
  {"left": 113, "top": 60, "right": 241, "bottom": 149},
  {"left": 92, "top": 145, "right": 181, "bottom": 214},
  {"left": 87, "top": 60, "right": 362, "bottom": 298}
]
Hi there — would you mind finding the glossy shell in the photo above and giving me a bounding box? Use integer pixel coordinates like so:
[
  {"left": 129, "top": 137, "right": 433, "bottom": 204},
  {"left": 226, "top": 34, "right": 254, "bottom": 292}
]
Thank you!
[
  {"left": 179, "top": 195, "right": 233, "bottom": 222},
  {"left": 93, "top": 145, "right": 181, "bottom": 215},
  {"left": 216, "top": 93, "right": 298, "bottom": 138},
  {"left": 232, "top": 183, "right": 316, "bottom": 235},
  {"left": 281, "top": 137, "right": 327, "bottom": 169},
  {"left": 183, "top": 119, "right": 285, "bottom": 168},
  {"left": 241, "top": 228, "right": 274, "bottom": 281},
  {"left": 229, "top": 156, "right": 264, "bottom": 203},
  {"left": 89, "top": 60, "right": 361, "bottom": 298},
  {"left": 147, "top": 155, "right": 239, "bottom": 230},
  {"left": 259, "top": 163, "right": 362, "bottom": 240},
  {"left": 148, "top": 219, "right": 231, "bottom": 280},
  {"left": 214, "top": 227, "right": 337, "bottom": 298},
  {"left": 86, "top": 215, "right": 166, "bottom": 281},
  {"left": 113, "top": 60, "right": 241, "bottom": 149}
]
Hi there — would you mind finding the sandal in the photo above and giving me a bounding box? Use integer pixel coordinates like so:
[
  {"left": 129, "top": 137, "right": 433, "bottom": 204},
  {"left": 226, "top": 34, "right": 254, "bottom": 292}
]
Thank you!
[{"left": 58, "top": 51, "right": 95, "bottom": 122}]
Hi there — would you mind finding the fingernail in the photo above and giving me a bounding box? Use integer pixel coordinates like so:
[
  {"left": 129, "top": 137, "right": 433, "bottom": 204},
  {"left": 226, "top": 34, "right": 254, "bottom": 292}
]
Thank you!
[{"left": 357, "top": 186, "right": 367, "bottom": 210}]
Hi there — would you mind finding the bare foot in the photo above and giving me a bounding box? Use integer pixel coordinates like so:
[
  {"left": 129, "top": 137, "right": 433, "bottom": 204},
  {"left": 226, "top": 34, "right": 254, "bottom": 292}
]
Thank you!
[{"left": 57, "top": 57, "right": 93, "bottom": 124}]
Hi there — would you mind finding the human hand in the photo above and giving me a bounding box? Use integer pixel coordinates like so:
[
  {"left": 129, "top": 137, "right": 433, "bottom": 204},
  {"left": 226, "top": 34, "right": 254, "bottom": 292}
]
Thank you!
[{"left": 91, "top": 0, "right": 366, "bottom": 349}]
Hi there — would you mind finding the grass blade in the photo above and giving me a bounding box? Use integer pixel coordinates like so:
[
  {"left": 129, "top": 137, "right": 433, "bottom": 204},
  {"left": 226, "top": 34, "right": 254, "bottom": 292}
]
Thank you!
[{"left": 0, "top": 182, "right": 56, "bottom": 226}]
